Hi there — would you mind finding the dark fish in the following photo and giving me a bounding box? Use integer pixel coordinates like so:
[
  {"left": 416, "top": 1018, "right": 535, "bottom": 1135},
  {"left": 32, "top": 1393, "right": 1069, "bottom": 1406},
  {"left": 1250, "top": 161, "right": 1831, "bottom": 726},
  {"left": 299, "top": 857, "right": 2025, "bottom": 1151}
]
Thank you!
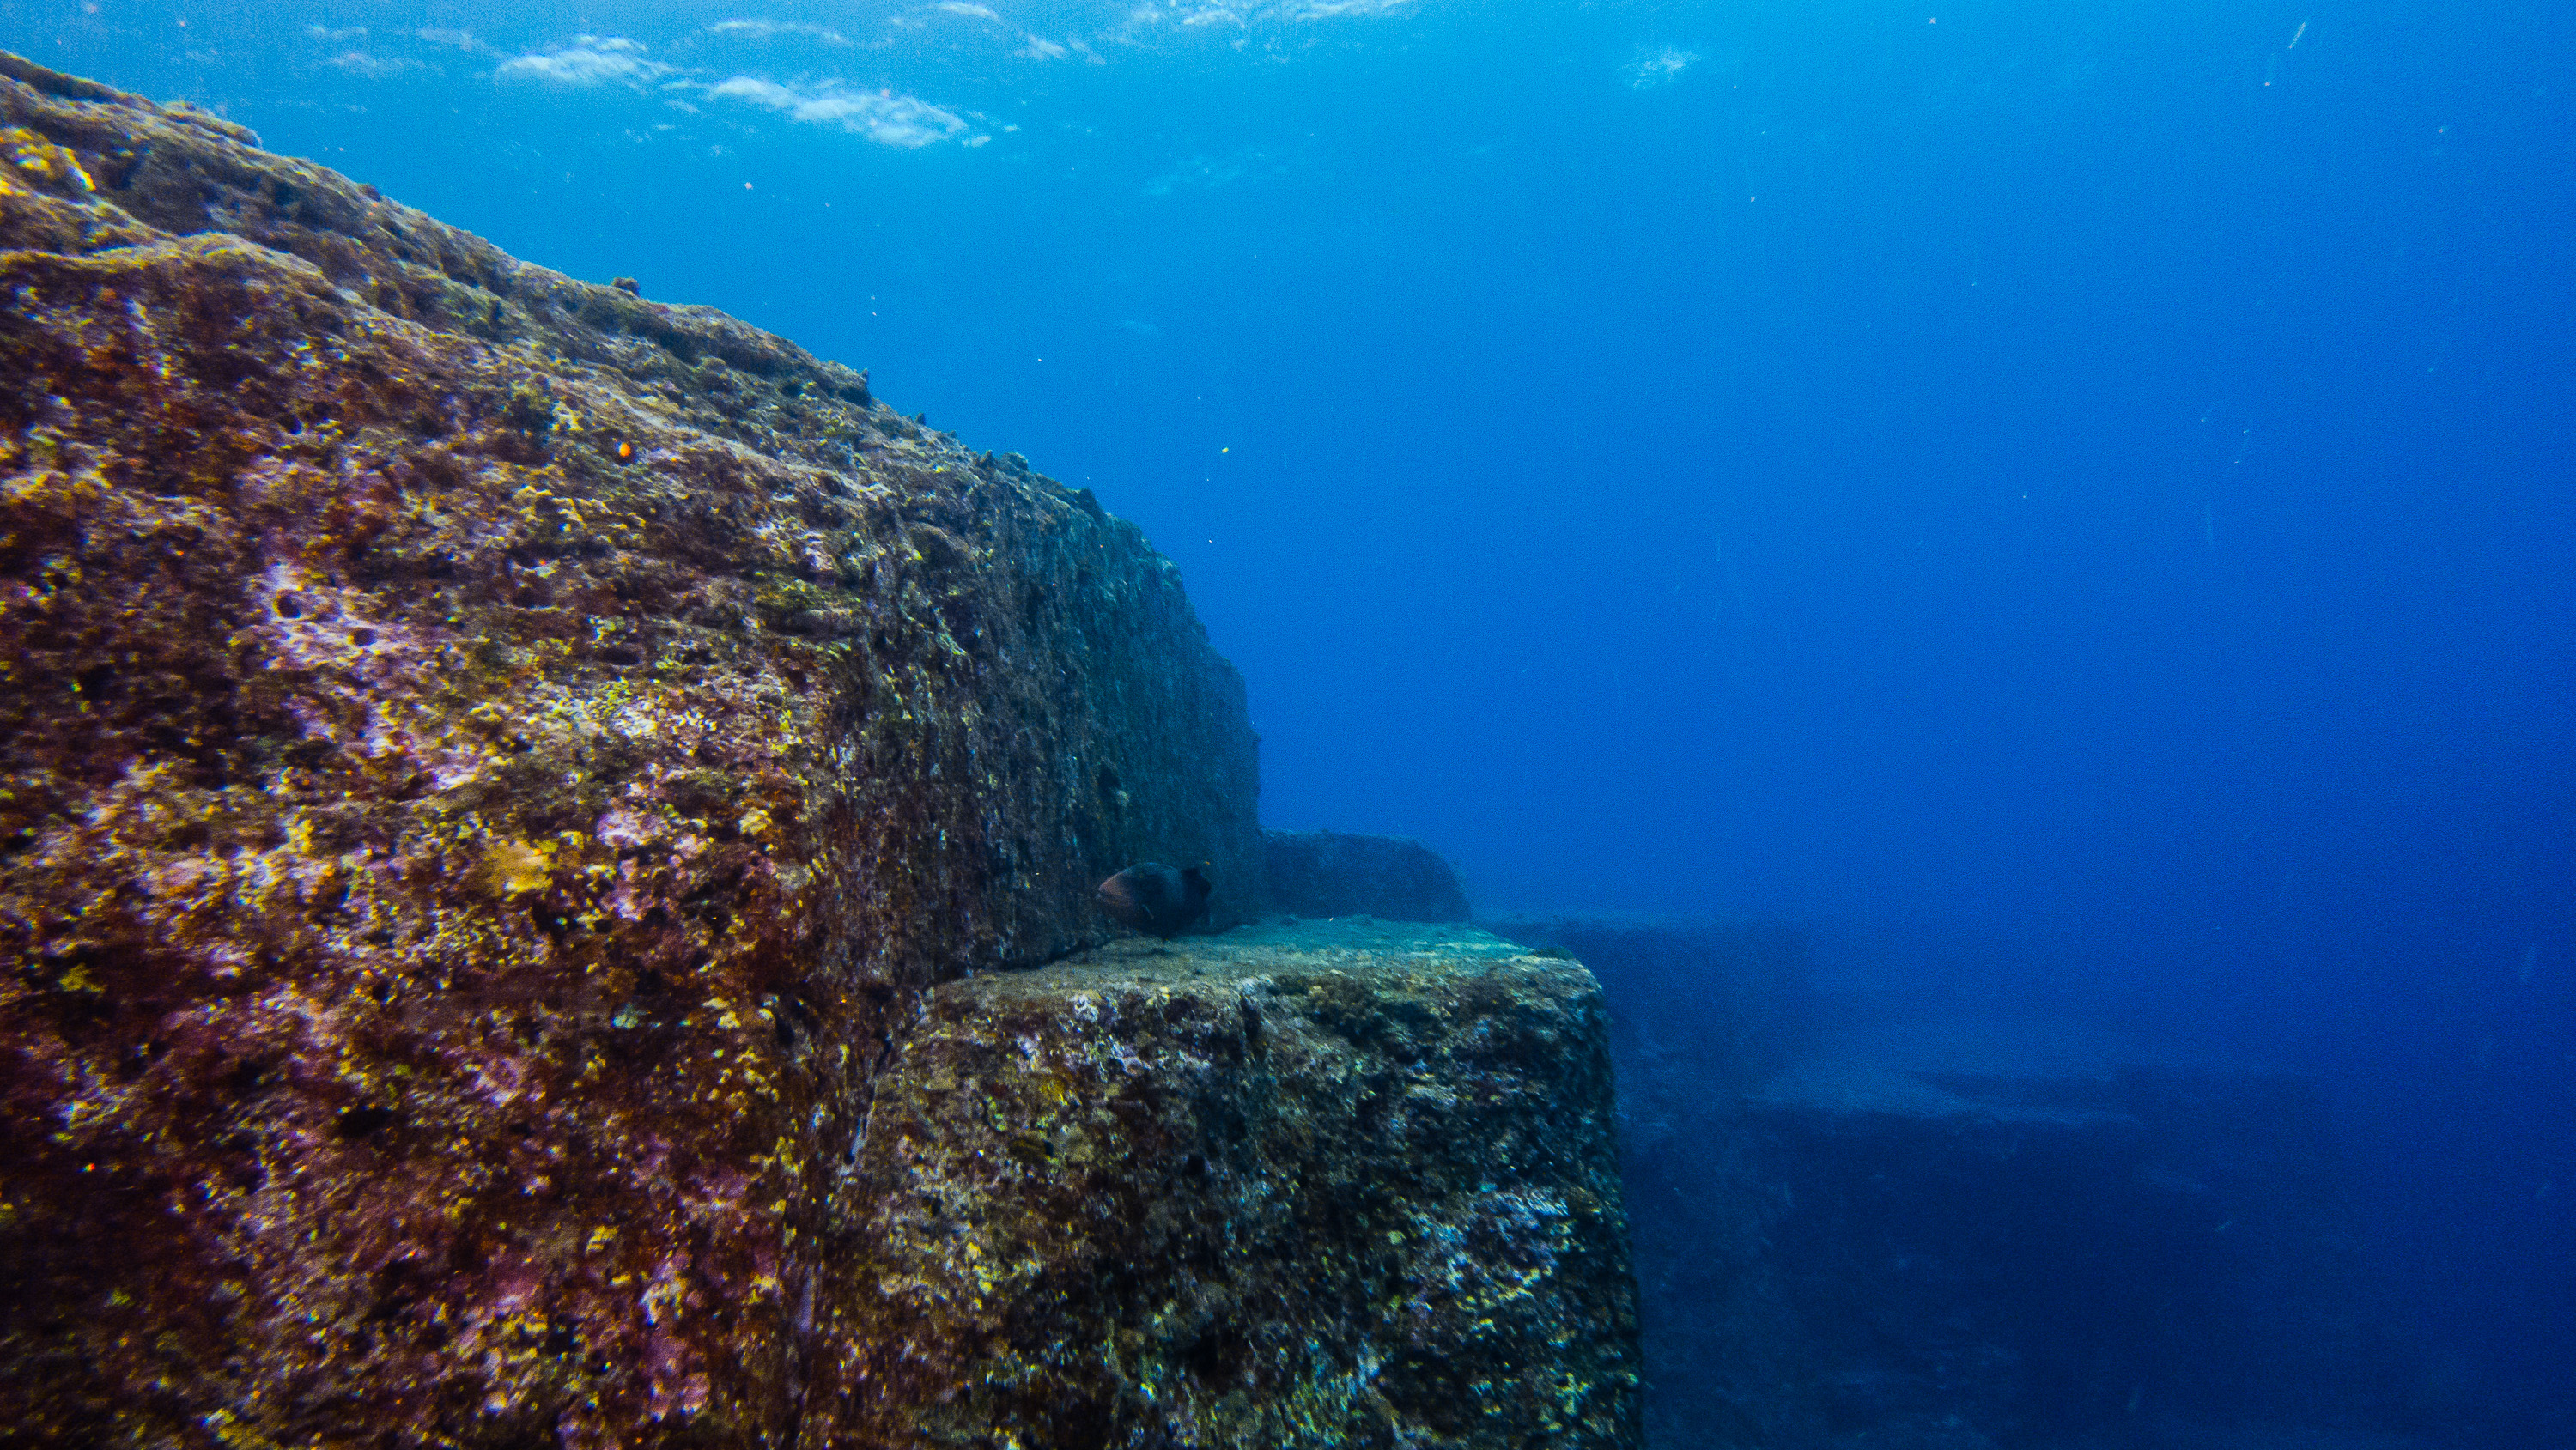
[{"left": 1097, "top": 862, "right": 1212, "bottom": 940}]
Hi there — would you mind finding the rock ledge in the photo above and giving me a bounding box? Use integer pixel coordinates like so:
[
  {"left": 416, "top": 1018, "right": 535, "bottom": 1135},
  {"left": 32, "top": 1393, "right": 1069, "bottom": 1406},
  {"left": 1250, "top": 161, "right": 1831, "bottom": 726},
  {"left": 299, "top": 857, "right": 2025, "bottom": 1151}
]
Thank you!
[{"left": 814, "top": 919, "right": 1643, "bottom": 1449}]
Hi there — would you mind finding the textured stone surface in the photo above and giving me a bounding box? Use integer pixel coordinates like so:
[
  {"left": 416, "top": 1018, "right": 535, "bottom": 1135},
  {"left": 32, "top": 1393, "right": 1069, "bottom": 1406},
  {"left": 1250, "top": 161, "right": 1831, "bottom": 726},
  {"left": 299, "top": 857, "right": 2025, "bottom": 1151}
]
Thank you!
[
  {"left": 809, "top": 919, "right": 1643, "bottom": 1450},
  {"left": 0, "top": 54, "right": 1265, "bottom": 1446},
  {"left": 1262, "top": 829, "right": 1470, "bottom": 923}
]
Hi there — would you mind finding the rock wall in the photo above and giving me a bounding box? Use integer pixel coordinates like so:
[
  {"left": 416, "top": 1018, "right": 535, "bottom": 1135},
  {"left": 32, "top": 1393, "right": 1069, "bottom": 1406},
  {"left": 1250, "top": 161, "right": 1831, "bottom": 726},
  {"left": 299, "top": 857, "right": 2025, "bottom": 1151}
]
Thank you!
[{"left": 0, "top": 55, "right": 1275, "bottom": 1446}]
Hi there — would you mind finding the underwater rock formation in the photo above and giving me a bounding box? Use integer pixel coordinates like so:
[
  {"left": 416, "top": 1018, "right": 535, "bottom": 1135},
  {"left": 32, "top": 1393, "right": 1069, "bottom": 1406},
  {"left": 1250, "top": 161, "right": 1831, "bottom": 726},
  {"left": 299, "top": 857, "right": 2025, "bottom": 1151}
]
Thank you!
[
  {"left": 0, "top": 54, "right": 1277, "bottom": 1445},
  {"left": 1709, "top": 1060, "right": 2416, "bottom": 1450},
  {"left": 811, "top": 919, "right": 1642, "bottom": 1449},
  {"left": 1263, "top": 828, "right": 1471, "bottom": 923},
  {"left": 1495, "top": 917, "right": 2419, "bottom": 1450},
  {"left": 1731, "top": 1061, "right": 2411, "bottom": 1442}
]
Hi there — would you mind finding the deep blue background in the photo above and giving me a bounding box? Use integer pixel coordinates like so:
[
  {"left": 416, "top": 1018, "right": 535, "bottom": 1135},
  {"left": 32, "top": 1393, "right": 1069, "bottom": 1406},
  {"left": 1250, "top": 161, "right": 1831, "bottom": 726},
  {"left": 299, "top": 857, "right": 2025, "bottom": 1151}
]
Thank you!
[{"left": 15, "top": 0, "right": 2573, "bottom": 1432}]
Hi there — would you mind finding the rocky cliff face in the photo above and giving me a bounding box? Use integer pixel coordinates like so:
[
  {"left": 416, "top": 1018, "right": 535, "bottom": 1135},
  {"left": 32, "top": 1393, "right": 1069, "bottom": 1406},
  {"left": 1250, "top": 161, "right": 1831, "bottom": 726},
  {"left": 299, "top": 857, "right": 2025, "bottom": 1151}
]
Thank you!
[{"left": 0, "top": 53, "right": 1303, "bottom": 1446}]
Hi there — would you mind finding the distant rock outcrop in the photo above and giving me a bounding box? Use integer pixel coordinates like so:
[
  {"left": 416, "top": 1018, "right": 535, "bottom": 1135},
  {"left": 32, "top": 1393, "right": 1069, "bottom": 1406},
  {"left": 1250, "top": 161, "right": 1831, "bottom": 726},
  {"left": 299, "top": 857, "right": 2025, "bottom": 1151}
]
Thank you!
[
  {"left": 1489, "top": 916, "right": 2422, "bottom": 1450},
  {"left": 0, "top": 53, "right": 1297, "bottom": 1446},
  {"left": 1264, "top": 828, "right": 1472, "bottom": 921},
  {"left": 1705, "top": 1057, "right": 2413, "bottom": 1449},
  {"left": 1483, "top": 915, "right": 1818, "bottom": 1094}
]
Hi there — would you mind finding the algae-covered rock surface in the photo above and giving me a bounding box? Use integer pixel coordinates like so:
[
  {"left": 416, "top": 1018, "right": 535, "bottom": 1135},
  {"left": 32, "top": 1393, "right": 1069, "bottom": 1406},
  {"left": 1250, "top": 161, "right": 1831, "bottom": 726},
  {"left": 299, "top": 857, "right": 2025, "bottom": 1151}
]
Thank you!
[
  {"left": 0, "top": 53, "right": 1270, "bottom": 1446},
  {"left": 813, "top": 919, "right": 1642, "bottom": 1450}
]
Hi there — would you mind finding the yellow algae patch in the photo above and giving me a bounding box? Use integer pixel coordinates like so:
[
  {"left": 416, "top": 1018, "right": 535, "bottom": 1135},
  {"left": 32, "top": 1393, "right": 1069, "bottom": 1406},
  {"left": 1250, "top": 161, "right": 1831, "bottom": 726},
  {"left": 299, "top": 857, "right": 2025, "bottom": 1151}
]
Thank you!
[
  {"left": 1, "top": 127, "right": 94, "bottom": 192},
  {"left": 482, "top": 837, "right": 556, "bottom": 895}
]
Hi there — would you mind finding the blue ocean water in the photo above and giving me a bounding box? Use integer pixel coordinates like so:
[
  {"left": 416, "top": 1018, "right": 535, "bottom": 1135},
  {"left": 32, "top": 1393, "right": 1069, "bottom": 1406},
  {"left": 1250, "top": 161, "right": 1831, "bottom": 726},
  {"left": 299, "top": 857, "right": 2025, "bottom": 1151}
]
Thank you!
[{"left": 16, "top": 0, "right": 2572, "bottom": 1440}]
